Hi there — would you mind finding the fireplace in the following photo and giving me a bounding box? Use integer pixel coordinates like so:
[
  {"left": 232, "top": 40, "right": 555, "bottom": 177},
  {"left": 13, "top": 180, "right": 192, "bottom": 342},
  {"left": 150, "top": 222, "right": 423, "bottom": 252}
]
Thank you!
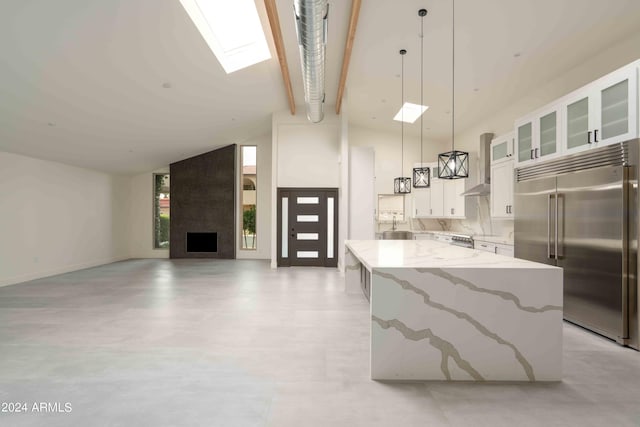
[{"left": 186, "top": 232, "right": 218, "bottom": 253}]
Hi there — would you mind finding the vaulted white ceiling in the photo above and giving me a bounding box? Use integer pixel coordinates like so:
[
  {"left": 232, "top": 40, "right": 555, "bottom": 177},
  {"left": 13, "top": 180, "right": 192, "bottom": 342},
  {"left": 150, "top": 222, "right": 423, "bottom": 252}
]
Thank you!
[{"left": 1, "top": 0, "right": 639, "bottom": 174}]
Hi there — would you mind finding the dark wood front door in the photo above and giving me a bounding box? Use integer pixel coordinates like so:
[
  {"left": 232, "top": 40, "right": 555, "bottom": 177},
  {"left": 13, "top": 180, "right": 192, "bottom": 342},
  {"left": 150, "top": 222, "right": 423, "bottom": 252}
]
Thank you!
[{"left": 277, "top": 188, "right": 338, "bottom": 267}]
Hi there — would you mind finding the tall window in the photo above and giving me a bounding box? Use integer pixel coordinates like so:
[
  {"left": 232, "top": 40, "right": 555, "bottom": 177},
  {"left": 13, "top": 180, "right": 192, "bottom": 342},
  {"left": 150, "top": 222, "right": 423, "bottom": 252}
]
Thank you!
[
  {"left": 241, "top": 146, "right": 257, "bottom": 250},
  {"left": 154, "top": 173, "right": 170, "bottom": 249}
]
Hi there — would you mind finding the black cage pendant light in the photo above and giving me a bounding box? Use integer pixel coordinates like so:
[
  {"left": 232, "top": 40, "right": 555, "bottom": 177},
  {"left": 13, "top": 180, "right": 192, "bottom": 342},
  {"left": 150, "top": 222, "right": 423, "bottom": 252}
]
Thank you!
[
  {"left": 413, "top": 8, "right": 430, "bottom": 188},
  {"left": 438, "top": 0, "right": 469, "bottom": 179},
  {"left": 394, "top": 49, "right": 411, "bottom": 194}
]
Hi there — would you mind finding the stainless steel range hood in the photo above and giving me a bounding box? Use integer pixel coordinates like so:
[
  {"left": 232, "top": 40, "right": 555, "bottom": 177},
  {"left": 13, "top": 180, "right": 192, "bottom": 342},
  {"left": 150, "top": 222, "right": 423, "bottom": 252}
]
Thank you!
[{"left": 461, "top": 132, "right": 494, "bottom": 196}]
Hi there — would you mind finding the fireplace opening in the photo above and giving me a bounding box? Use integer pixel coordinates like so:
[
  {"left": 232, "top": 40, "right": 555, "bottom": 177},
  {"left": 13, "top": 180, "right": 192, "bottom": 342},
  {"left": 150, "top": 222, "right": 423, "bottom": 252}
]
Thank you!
[{"left": 186, "top": 232, "right": 218, "bottom": 253}]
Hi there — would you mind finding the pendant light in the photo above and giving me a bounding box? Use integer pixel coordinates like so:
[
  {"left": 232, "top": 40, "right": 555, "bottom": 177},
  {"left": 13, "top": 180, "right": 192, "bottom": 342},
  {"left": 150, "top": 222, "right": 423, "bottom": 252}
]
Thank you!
[
  {"left": 438, "top": 0, "right": 469, "bottom": 179},
  {"left": 413, "top": 8, "right": 430, "bottom": 188},
  {"left": 394, "top": 49, "right": 412, "bottom": 194}
]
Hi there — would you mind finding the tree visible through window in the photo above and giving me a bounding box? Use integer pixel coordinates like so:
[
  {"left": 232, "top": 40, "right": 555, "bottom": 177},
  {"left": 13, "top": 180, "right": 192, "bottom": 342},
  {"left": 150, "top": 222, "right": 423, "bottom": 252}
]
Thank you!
[
  {"left": 154, "top": 173, "right": 170, "bottom": 249},
  {"left": 241, "top": 147, "right": 257, "bottom": 250}
]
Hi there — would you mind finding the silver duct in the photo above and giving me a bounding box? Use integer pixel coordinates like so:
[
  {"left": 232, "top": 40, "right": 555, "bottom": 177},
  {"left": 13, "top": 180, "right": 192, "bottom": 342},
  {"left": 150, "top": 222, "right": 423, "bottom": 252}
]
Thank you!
[{"left": 294, "top": 0, "right": 328, "bottom": 123}]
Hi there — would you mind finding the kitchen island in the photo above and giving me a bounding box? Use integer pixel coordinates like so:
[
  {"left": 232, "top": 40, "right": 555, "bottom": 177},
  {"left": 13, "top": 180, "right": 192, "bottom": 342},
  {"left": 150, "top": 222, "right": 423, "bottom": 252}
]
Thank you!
[{"left": 345, "top": 239, "right": 562, "bottom": 381}]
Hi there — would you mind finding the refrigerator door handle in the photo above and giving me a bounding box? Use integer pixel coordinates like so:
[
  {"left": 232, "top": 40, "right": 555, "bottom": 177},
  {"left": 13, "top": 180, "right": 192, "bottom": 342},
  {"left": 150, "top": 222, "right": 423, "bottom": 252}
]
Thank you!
[
  {"left": 555, "top": 193, "right": 562, "bottom": 260},
  {"left": 548, "top": 194, "right": 555, "bottom": 259}
]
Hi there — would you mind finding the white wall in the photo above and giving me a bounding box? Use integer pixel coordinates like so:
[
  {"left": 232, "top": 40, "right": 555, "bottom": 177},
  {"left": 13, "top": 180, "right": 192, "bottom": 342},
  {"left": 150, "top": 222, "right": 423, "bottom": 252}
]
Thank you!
[
  {"left": 128, "top": 167, "right": 170, "bottom": 259},
  {"left": 0, "top": 151, "right": 131, "bottom": 287},
  {"left": 237, "top": 133, "right": 272, "bottom": 260},
  {"left": 275, "top": 110, "right": 340, "bottom": 187}
]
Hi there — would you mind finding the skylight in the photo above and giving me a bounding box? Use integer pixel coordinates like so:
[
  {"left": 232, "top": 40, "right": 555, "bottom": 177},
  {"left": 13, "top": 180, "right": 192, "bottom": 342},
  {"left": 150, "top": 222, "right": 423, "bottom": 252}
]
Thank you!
[
  {"left": 179, "top": 0, "right": 272, "bottom": 73},
  {"left": 393, "top": 103, "right": 429, "bottom": 123}
]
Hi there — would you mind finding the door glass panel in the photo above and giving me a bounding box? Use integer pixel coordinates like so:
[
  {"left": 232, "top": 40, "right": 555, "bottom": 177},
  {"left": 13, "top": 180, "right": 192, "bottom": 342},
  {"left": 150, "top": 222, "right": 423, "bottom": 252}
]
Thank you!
[
  {"left": 517, "top": 122, "right": 533, "bottom": 162},
  {"left": 492, "top": 142, "right": 507, "bottom": 161},
  {"left": 297, "top": 215, "right": 319, "bottom": 222},
  {"left": 567, "top": 97, "right": 589, "bottom": 149},
  {"left": 297, "top": 197, "right": 319, "bottom": 204},
  {"left": 297, "top": 251, "right": 319, "bottom": 258},
  {"left": 539, "top": 111, "right": 557, "bottom": 157},
  {"left": 281, "top": 197, "right": 288, "bottom": 258},
  {"left": 297, "top": 233, "right": 319, "bottom": 240},
  {"left": 601, "top": 79, "right": 629, "bottom": 140},
  {"left": 327, "top": 197, "right": 334, "bottom": 259}
]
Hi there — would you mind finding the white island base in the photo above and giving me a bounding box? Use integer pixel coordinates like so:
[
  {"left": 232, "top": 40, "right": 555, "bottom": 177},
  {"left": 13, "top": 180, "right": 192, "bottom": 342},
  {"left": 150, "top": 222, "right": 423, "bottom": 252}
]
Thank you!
[{"left": 345, "top": 240, "right": 563, "bottom": 382}]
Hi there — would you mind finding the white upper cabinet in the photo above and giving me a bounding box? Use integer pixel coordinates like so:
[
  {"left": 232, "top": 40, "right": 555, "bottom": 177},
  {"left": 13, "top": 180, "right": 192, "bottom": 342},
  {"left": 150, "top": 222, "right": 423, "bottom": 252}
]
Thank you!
[
  {"left": 490, "top": 133, "right": 514, "bottom": 219},
  {"left": 514, "top": 103, "right": 562, "bottom": 167},
  {"left": 429, "top": 166, "right": 445, "bottom": 217},
  {"left": 514, "top": 60, "right": 639, "bottom": 167},
  {"left": 411, "top": 162, "right": 474, "bottom": 219},
  {"left": 562, "top": 63, "right": 638, "bottom": 156},
  {"left": 490, "top": 132, "right": 514, "bottom": 164}
]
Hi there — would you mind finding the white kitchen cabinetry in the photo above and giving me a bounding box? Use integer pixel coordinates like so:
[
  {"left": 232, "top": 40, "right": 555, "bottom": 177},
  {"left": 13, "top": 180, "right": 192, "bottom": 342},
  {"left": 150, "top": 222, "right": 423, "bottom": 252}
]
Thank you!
[
  {"left": 490, "top": 132, "right": 514, "bottom": 163},
  {"left": 514, "top": 103, "right": 563, "bottom": 167},
  {"left": 429, "top": 166, "right": 445, "bottom": 217},
  {"left": 562, "top": 63, "right": 638, "bottom": 156},
  {"left": 474, "top": 239, "right": 514, "bottom": 257},
  {"left": 349, "top": 147, "right": 376, "bottom": 239},
  {"left": 411, "top": 162, "right": 475, "bottom": 219},
  {"left": 490, "top": 133, "right": 514, "bottom": 219},
  {"left": 443, "top": 179, "right": 467, "bottom": 218},
  {"left": 413, "top": 233, "right": 432, "bottom": 241},
  {"left": 412, "top": 163, "right": 442, "bottom": 217},
  {"left": 496, "top": 243, "right": 515, "bottom": 257}
]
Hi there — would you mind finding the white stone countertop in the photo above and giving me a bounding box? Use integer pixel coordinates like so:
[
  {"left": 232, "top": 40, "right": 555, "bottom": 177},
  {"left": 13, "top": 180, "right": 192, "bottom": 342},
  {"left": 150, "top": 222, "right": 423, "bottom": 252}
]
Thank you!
[{"left": 345, "top": 239, "right": 555, "bottom": 271}]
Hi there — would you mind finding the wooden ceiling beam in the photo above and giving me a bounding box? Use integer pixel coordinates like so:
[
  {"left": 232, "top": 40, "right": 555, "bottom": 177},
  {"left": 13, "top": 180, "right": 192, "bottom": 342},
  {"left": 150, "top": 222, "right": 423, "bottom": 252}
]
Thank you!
[
  {"left": 264, "top": 0, "right": 296, "bottom": 115},
  {"left": 335, "top": 0, "right": 362, "bottom": 115}
]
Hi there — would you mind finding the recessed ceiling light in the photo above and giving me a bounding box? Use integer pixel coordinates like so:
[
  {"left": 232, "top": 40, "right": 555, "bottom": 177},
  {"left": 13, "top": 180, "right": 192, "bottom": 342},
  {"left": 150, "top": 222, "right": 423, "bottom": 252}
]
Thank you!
[
  {"left": 474, "top": 88, "right": 479, "bottom": 92},
  {"left": 371, "top": 116, "right": 376, "bottom": 120},
  {"left": 514, "top": 52, "right": 521, "bottom": 58},
  {"left": 47, "top": 122, "right": 55, "bottom": 127},
  {"left": 393, "top": 102, "right": 428, "bottom": 123},
  {"left": 162, "top": 82, "right": 172, "bottom": 88},
  {"left": 179, "top": 0, "right": 271, "bottom": 73}
]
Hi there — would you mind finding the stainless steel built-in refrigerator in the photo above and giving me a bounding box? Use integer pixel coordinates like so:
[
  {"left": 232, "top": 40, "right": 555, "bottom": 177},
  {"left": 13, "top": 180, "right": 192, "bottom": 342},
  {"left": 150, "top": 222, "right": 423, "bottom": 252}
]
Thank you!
[{"left": 515, "top": 141, "right": 638, "bottom": 349}]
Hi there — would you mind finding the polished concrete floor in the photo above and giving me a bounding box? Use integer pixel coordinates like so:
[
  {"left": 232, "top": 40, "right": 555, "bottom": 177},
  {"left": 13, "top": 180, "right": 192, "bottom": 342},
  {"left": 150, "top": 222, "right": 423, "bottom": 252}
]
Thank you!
[{"left": 0, "top": 259, "right": 639, "bottom": 426}]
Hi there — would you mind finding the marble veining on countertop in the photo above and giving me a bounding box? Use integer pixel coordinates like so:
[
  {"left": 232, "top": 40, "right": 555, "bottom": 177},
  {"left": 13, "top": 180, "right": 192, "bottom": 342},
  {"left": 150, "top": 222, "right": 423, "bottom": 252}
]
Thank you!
[{"left": 345, "top": 240, "right": 556, "bottom": 270}]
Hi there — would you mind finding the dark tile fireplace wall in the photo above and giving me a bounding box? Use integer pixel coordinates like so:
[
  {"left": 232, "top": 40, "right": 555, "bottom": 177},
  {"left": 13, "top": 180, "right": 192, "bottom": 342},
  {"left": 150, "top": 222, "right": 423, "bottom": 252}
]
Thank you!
[{"left": 170, "top": 144, "right": 236, "bottom": 259}]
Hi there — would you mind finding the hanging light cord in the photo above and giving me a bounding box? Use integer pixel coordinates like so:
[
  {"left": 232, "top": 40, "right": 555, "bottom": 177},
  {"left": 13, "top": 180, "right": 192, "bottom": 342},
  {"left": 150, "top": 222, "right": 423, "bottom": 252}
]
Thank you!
[
  {"left": 451, "top": 0, "right": 455, "bottom": 152},
  {"left": 401, "top": 50, "right": 404, "bottom": 176},
  {"left": 420, "top": 12, "right": 424, "bottom": 165}
]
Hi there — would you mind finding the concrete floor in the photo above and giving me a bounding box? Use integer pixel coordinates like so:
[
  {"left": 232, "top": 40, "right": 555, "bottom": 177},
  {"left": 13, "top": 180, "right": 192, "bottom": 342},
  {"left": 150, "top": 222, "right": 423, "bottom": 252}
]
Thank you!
[{"left": 0, "top": 259, "right": 639, "bottom": 427}]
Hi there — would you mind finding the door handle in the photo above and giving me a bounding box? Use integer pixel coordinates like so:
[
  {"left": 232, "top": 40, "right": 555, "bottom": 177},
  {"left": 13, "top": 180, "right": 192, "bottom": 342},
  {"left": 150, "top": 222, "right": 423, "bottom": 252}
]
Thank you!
[
  {"left": 535, "top": 148, "right": 539, "bottom": 158},
  {"left": 505, "top": 205, "right": 508, "bottom": 214},
  {"left": 587, "top": 131, "right": 592, "bottom": 144},
  {"left": 556, "top": 193, "right": 562, "bottom": 260},
  {"left": 594, "top": 129, "right": 599, "bottom": 143},
  {"left": 547, "top": 194, "right": 555, "bottom": 259},
  {"left": 530, "top": 149, "right": 534, "bottom": 160}
]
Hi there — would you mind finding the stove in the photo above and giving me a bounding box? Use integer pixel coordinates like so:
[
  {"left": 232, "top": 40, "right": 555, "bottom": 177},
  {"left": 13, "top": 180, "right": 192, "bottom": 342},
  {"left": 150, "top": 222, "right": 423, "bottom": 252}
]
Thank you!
[{"left": 450, "top": 234, "right": 474, "bottom": 249}]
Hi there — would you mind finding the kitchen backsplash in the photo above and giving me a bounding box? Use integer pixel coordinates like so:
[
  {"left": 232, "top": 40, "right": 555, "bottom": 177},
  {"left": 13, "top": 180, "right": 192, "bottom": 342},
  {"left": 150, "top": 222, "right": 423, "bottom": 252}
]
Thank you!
[{"left": 411, "top": 196, "right": 514, "bottom": 239}]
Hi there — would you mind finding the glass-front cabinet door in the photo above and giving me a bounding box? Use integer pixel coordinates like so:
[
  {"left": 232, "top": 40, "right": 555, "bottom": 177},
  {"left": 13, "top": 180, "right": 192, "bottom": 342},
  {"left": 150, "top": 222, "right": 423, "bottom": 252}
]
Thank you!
[
  {"left": 539, "top": 110, "right": 559, "bottom": 158},
  {"left": 596, "top": 65, "right": 638, "bottom": 145},
  {"left": 490, "top": 132, "right": 514, "bottom": 164},
  {"left": 515, "top": 121, "right": 533, "bottom": 167},
  {"left": 565, "top": 94, "right": 592, "bottom": 154}
]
